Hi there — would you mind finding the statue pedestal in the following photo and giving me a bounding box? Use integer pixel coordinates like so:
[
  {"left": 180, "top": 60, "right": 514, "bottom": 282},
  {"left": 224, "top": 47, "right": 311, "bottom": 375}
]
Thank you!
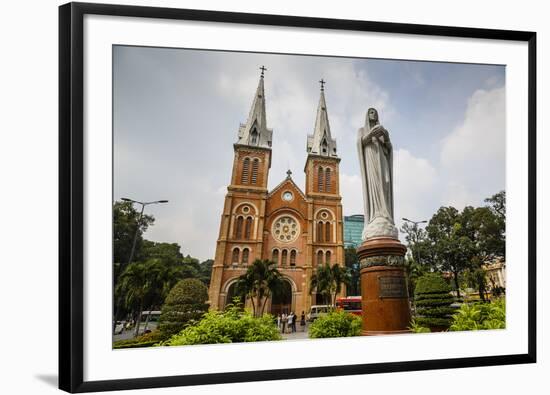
[{"left": 357, "top": 237, "right": 411, "bottom": 336}]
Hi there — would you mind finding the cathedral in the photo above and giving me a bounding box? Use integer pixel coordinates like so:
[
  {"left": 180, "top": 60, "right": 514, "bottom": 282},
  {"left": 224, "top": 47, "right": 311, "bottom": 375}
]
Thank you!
[{"left": 208, "top": 69, "right": 345, "bottom": 315}]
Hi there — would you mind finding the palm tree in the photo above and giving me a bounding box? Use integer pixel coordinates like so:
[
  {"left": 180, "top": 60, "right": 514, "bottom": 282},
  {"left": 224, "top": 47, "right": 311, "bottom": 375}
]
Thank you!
[
  {"left": 116, "top": 261, "right": 151, "bottom": 337},
  {"left": 141, "top": 258, "right": 184, "bottom": 331},
  {"left": 310, "top": 263, "right": 351, "bottom": 307},
  {"left": 235, "top": 259, "right": 283, "bottom": 317}
]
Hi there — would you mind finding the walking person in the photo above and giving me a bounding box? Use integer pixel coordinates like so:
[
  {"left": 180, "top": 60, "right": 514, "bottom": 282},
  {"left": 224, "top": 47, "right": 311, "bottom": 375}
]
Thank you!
[
  {"left": 281, "top": 313, "right": 287, "bottom": 334},
  {"left": 277, "top": 314, "right": 281, "bottom": 332},
  {"left": 300, "top": 311, "right": 306, "bottom": 332},
  {"left": 291, "top": 312, "right": 297, "bottom": 333},
  {"left": 287, "top": 312, "right": 293, "bottom": 334}
]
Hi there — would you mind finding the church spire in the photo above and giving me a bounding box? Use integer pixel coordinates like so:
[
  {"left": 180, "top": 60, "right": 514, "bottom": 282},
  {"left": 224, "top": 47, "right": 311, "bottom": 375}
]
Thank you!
[
  {"left": 307, "top": 80, "right": 338, "bottom": 157},
  {"left": 236, "top": 66, "right": 273, "bottom": 149}
]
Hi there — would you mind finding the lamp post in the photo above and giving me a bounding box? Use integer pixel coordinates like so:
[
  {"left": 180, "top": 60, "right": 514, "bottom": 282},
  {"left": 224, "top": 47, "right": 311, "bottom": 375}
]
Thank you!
[
  {"left": 121, "top": 198, "right": 169, "bottom": 267},
  {"left": 401, "top": 217, "right": 428, "bottom": 267},
  {"left": 402, "top": 217, "right": 428, "bottom": 227}
]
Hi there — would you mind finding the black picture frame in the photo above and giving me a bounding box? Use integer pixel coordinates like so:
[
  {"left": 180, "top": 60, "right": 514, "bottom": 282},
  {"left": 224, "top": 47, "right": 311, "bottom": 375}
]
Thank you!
[{"left": 59, "top": 2, "right": 537, "bottom": 393}]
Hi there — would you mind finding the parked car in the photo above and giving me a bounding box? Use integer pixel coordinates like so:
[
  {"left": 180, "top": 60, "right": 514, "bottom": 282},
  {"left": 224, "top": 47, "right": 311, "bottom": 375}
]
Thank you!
[{"left": 307, "top": 305, "right": 332, "bottom": 322}]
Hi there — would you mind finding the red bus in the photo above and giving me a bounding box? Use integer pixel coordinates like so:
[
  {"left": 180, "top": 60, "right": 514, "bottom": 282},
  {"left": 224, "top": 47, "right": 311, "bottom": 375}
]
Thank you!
[{"left": 336, "top": 296, "right": 362, "bottom": 316}]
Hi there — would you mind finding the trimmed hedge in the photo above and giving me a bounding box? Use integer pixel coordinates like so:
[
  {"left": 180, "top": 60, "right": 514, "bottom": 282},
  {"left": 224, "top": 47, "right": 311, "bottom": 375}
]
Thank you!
[
  {"left": 159, "top": 278, "right": 209, "bottom": 339},
  {"left": 414, "top": 273, "right": 455, "bottom": 330},
  {"left": 113, "top": 330, "right": 164, "bottom": 349}
]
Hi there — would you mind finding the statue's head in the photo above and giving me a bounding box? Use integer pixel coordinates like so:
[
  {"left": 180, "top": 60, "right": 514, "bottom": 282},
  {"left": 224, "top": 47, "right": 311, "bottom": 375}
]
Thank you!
[
  {"left": 368, "top": 108, "right": 378, "bottom": 122},
  {"left": 366, "top": 108, "right": 379, "bottom": 129}
]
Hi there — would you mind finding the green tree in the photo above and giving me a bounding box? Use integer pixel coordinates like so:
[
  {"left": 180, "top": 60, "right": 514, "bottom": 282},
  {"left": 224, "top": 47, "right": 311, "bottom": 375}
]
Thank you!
[
  {"left": 400, "top": 221, "right": 432, "bottom": 296},
  {"left": 113, "top": 201, "right": 154, "bottom": 280},
  {"left": 198, "top": 259, "right": 214, "bottom": 286},
  {"left": 235, "top": 259, "right": 283, "bottom": 317},
  {"left": 115, "top": 261, "right": 153, "bottom": 337},
  {"left": 424, "top": 207, "right": 476, "bottom": 298},
  {"left": 310, "top": 263, "right": 351, "bottom": 307},
  {"left": 159, "top": 278, "right": 209, "bottom": 339},
  {"left": 344, "top": 248, "right": 360, "bottom": 296},
  {"left": 414, "top": 273, "right": 456, "bottom": 331},
  {"left": 485, "top": 190, "right": 506, "bottom": 221}
]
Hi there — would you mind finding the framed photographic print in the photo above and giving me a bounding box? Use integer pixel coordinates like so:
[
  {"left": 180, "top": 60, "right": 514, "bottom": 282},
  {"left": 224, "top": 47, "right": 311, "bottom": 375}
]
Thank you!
[{"left": 59, "top": 2, "right": 536, "bottom": 393}]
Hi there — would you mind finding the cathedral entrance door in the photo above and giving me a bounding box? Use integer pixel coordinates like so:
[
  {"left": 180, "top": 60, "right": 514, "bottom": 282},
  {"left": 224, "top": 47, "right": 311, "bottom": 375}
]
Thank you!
[{"left": 270, "top": 279, "right": 292, "bottom": 315}]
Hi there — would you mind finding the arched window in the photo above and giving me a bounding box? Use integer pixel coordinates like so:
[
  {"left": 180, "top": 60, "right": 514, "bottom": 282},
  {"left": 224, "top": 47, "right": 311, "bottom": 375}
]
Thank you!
[
  {"left": 318, "top": 167, "right": 324, "bottom": 192},
  {"left": 251, "top": 158, "right": 259, "bottom": 184},
  {"left": 244, "top": 217, "right": 253, "bottom": 239},
  {"left": 281, "top": 249, "right": 288, "bottom": 266},
  {"left": 242, "top": 248, "right": 249, "bottom": 265},
  {"left": 232, "top": 248, "right": 240, "bottom": 264},
  {"left": 235, "top": 216, "right": 243, "bottom": 239},
  {"left": 325, "top": 251, "right": 331, "bottom": 265},
  {"left": 317, "top": 221, "right": 324, "bottom": 243},
  {"left": 272, "top": 249, "right": 279, "bottom": 265},
  {"left": 241, "top": 158, "right": 250, "bottom": 184},
  {"left": 290, "top": 250, "right": 296, "bottom": 266},
  {"left": 321, "top": 138, "right": 328, "bottom": 155},
  {"left": 250, "top": 128, "right": 258, "bottom": 145},
  {"left": 317, "top": 250, "right": 324, "bottom": 266},
  {"left": 325, "top": 168, "right": 331, "bottom": 192},
  {"left": 325, "top": 222, "right": 331, "bottom": 243}
]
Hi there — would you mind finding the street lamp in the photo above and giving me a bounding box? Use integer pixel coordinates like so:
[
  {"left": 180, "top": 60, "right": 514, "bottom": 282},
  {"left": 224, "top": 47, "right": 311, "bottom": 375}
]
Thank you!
[
  {"left": 402, "top": 217, "right": 428, "bottom": 226},
  {"left": 122, "top": 198, "right": 169, "bottom": 266},
  {"left": 401, "top": 218, "right": 428, "bottom": 267}
]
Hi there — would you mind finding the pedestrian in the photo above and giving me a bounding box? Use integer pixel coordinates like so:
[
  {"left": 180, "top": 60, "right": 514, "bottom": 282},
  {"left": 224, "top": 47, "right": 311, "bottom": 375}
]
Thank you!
[
  {"left": 281, "top": 313, "right": 287, "bottom": 334},
  {"left": 287, "top": 312, "right": 293, "bottom": 334},
  {"left": 277, "top": 314, "right": 281, "bottom": 331},
  {"left": 300, "top": 311, "right": 306, "bottom": 332},
  {"left": 291, "top": 312, "right": 297, "bottom": 332}
]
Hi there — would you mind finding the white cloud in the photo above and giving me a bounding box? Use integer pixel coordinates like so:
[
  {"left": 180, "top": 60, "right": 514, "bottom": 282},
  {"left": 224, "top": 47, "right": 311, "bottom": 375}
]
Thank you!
[
  {"left": 340, "top": 173, "right": 363, "bottom": 216},
  {"left": 393, "top": 149, "right": 438, "bottom": 233},
  {"left": 440, "top": 86, "right": 505, "bottom": 208}
]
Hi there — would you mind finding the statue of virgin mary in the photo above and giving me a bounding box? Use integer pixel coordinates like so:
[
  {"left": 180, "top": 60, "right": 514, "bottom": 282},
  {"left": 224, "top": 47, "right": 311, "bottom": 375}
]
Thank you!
[{"left": 357, "top": 108, "right": 398, "bottom": 240}]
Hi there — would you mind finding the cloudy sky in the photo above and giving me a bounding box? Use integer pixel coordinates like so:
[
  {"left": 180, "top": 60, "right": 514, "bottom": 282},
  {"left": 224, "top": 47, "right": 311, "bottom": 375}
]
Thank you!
[{"left": 113, "top": 45, "right": 505, "bottom": 261}]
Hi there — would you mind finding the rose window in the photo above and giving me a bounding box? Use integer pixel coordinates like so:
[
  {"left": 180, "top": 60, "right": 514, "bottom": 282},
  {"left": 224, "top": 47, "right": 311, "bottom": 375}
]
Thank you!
[{"left": 272, "top": 216, "right": 300, "bottom": 243}]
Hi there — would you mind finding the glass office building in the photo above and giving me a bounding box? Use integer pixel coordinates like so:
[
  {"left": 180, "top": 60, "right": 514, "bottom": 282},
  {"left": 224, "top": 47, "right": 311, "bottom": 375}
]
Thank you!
[{"left": 343, "top": 214, "right": 364, "bottom": 248}]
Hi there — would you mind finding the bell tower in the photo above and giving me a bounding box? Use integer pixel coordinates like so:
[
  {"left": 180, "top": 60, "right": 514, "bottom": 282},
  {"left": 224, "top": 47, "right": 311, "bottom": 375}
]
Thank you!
[
  {"left": 304, "top": 80, "right": 345, "bottom": 303},
  {"left": 209, "top": 67, "right": 273, "bottom": 309}
]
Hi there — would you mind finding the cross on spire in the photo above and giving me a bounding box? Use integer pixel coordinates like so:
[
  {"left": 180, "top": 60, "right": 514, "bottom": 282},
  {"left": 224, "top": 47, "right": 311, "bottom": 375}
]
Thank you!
[
  {"left": 319, "top": 78, "right": 326, "bottom": 91},
  {"left": 286, "top": 169, "right": 292, "bottom": 178},
  {"left": 260, "top": 65, "right": 267, "bottom": 78}
]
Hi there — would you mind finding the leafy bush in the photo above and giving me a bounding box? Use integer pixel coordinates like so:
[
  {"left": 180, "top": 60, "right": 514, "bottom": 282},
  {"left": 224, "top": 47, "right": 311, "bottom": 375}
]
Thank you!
[
  {"left": 414, "top": 273, "right": 455, "bottom": 330},
  {"left": 164, "top": 303, "right": 282, "bottom": 346},
  {"left": 113, "top": 330, "right": 165, "bottom": 349},
  {"left": 159, "top": 278, "right": 209, "bottom": 339},
  {"left": 409, "top": 319, "right": 431, "bottom": 333},
  {"left": 450, "top": 298, "right": 505, "bottom": 331},
  {"left": 309, "top": 310, "right": 362, "bottom": 339}
]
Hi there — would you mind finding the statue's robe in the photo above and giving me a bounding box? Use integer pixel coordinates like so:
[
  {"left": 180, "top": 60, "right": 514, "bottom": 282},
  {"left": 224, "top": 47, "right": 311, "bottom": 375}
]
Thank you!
[{"left": 357, "top": 120, "right": 398, "bottom": 240}]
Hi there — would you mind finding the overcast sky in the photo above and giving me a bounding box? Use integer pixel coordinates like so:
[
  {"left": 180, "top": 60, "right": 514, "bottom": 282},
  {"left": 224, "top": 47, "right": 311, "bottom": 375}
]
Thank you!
[{"left": 113, "top": 45, "right": 505, "bottom": 261}]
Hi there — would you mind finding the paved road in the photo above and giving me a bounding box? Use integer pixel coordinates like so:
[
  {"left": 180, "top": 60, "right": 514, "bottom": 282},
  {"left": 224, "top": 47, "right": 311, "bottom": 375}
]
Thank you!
[{"left": 280, "top": 323, "right": 310, "bottom": 340}]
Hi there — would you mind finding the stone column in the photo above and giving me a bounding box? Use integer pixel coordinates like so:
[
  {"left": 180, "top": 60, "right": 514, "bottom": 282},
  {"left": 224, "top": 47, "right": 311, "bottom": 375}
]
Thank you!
[{"left": 357, "top": 237, "right": 411, "bottom": 335}]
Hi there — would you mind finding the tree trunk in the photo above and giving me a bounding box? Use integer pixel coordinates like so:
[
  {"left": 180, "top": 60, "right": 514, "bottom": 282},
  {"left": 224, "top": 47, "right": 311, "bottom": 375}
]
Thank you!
[
  {"left": 249, "top": 295, "right": 256, "bottom": 317},
  {"left": 133, "top": 302, "right": 143, "bottom": 338},
  {"left": 453, "top": 272, "right": 461, "bottom": 299},
  {"left": 261, "top": 293, "right": 270, "bottom": 316}
]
